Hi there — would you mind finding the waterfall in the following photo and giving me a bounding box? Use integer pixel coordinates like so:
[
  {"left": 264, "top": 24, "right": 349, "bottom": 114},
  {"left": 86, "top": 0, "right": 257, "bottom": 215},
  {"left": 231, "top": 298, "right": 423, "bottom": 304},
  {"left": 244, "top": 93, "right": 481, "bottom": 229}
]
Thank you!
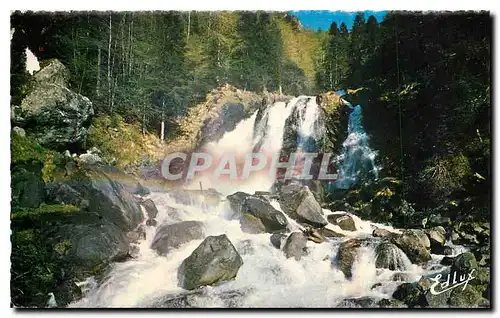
[
  {"left": 332, "top": 101, "right": 379, "bottom": 190},
  {"left": 69, "top": 95, "right": 447, "bottom": 308}
]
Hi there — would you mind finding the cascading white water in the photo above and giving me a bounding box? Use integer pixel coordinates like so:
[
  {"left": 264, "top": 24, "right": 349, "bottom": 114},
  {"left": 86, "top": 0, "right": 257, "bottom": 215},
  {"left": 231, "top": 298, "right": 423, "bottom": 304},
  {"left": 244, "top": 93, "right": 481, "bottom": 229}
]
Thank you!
[
  {"left": 70, "top": 96, "right": 459, "bottom": 308},
  {"left": 333, "top": 101, "right": 379, "bottom": 189}
]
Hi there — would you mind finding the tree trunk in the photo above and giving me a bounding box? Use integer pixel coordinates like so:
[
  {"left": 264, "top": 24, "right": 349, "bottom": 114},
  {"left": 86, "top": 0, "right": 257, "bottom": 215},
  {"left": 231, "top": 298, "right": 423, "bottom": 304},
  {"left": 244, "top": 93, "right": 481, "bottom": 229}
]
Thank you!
[
  {"left": 187, "top": 11, "right": 191, "bottom": 42},
  {"left": 129, "top": 15, "right": 134, "bottom": 75},
  {"left": 160, "top": 100, "right": 165, "bottom": 143},
  {"left": 107, "top": 13, "right": 112, "bottom": 109},
  {"left": 96, "top": 45, "right": 101, "bottom": 97}
]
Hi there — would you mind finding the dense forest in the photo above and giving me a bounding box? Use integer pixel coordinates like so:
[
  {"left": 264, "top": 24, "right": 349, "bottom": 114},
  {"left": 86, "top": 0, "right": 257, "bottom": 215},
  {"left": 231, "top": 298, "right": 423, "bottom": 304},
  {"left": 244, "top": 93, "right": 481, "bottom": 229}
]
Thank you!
[
  {"left": 11, "top": 11, "right": 324, "bottom": 137},
  {"left": 11, "top": 10, "right": 491, "bottom": 215}
]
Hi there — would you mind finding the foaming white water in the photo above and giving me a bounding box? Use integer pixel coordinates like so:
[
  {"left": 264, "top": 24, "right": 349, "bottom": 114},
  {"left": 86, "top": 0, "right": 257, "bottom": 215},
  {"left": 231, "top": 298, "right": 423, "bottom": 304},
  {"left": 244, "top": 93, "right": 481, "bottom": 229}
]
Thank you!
[
  {"left": 334, "top": 103, "right": 379, "bottom": 189},
  {"left": 71, "top": 96, "right": 456, "bottom": 308},
  {"left": 71, "top": 190, "right": 437, "bottom": 308}
]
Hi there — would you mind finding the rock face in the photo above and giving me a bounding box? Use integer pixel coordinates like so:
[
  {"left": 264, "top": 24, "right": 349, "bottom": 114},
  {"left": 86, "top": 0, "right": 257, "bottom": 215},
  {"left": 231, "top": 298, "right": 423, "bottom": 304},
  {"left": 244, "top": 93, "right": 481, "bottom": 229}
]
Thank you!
[
  {"left": 19, "top": 59, "right": 94, "bottom": 150},
  {"left": 151, "top": 221, "right": 204, "bottom": 256},
  {"left": 199, "top": 102, "right": 247, "bottom": 145},
  {"left": 336, "top": 239, "right": 362, "bottom": 278},
  {"left": 283, "top": 232, "right": 308, "bottom": 260},
  {"left": 241, "top": 196, "right": 288, "bottom": 232},
  {"left": 278, "top": 183, "right": 327, "bottom": 227},
  {"left": 375, "top": 242, "right": 411, "bottom": 271},
  {"left": 327, "top": 213, "right": 357, "bottom": 231},
  {"left": 177, "top": 234, "right": 243, "bottom": 290},
  {"left": 390, "top": 229, "right": 431, "bottom": 264}
]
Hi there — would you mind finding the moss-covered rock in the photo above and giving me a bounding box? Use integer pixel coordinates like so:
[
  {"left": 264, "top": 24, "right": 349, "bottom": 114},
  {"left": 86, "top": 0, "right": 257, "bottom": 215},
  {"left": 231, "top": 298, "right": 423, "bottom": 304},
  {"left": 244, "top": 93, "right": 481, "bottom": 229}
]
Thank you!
[
  {"left": 448, "top": 285, "right": 482, "bottom": 307},
  {"left": 392, "top": 283, "right": 426, "bottom": 307}
]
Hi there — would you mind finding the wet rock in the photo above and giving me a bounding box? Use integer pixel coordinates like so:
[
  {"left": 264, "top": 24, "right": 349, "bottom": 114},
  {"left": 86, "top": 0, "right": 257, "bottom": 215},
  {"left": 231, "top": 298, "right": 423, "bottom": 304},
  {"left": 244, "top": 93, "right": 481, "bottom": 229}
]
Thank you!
[
  {"left": 141, "top": 199, "right": 158, "bottom": 219},
  {"left": 392, "top": 283, "right": 426, "bottom": 307},
  {"left": 451, "top": 252, "right": 478, "bottom": 274},
  {"left": 146, "top": 218, "right": 157, "bottom": 227},
  {"left": 239, "top": 213, "right": 266, "bottom": 234},
  {"left": 11, "top": 162, "right": 45, "bottom": 208},
  {"left": 425, "top": 226, "right": 446, "bottom": 245},
  {"left": 241, "top": 196, "right": 288, "bottom": 232},
  {"left": 392, "top": 272, "right": 412, "bottom": 282},
  {"left": 319, "top": 227, "right": 346, "bottom": 238},
  {"left": 270, "top": 233, "right": 287, "bottom": 249},
  {"left": 303, "top": 228, "right": 326, "bottom": 243},
  {"left": 336, "top": 239, "right": 362, "bottom": 278},
  {"left": 375, "top": 242, "right": 411, "bottom": 271},
  {"left": 327, "top": 213, "right": 357, "bottom": 231},
  {"left": 440, "top": 256, "right": 454, "bottom": 266},
  {"left": 278, "top": 183, "right": 327, "bottom": 227},
  {"left": 226, "top": 191, "right": 252, "bottom": 217},
  {"left": 177, "top": 234, "right": 243, "bottom": 290},
  {"left": 372, "top": 227, "right": 392, "bottom": 238},
  {"left": 236, "top": 239, "right": 254, "bottom": 255},
  {"left": 151, "top": 221, "right": 204, "bottom": 256},
  {"left": 283, "top": 232, "right": 308, "bottom": 261},
  {"left": 390, "top": 229, "right": 431, "bottom": 265}
]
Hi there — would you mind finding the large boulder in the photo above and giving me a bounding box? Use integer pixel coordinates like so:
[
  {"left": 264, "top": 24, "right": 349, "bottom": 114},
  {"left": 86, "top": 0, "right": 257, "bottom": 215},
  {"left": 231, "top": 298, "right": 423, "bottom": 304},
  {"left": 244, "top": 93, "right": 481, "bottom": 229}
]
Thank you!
[
  {"left": 63, "top": 165, "right": 143, "bottom": 231},
  {"left": 278, "top": 183, "right": 327, "bottom": 227},
  {"left": 390, "top": 229, "right": 431, "bottom": 265},
  {"left": 451, "top": 252, "right": 478, "bottom": 274},
  {"left": 33, "top": 59, "right": 70, "bottom": 86},
  {"left": 424, "top": 226, "right": 447, "bottom": 254},
  {"left": 18, "top": 59, "right": 94, "bottom": 150},
  {"left": 56, "top": 219, "right": 129, "bottom": 264},
  {"left": 151, "top": 221, "right": 204, "bottom": 256},
  {"left": 392, "top": 283, "right": 426, "bottom": 308},
  {"left": 177, "top": 234, "right": 243, "bottom": 290},
  {"left": 226, "top": 191, "right": 252, "bottom": 218},
  {"left": 327, "top": 213, "right": 357, "bottom": 231},
  {"left": 375, "top": 242, "right": 411, "bottom": 271},
  {"left": 241, "top": 196, "right": 288, "bottom": 232},
  {"left": 336, "top": 239, "right": 362, "bottom": 278},
  {"left": 283, "top": 232, "right": 308, "bottom": 260}
]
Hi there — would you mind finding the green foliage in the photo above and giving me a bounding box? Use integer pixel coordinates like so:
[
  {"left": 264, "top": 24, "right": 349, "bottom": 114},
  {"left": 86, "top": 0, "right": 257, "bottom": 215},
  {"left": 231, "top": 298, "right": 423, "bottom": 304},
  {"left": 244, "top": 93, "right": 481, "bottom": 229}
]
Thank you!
[
  {"left": 11, "top": 133, "right": 66, "bottom": 182},
  {"left": 87, "top": 115, "right": 164, "bottom": 169}
]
